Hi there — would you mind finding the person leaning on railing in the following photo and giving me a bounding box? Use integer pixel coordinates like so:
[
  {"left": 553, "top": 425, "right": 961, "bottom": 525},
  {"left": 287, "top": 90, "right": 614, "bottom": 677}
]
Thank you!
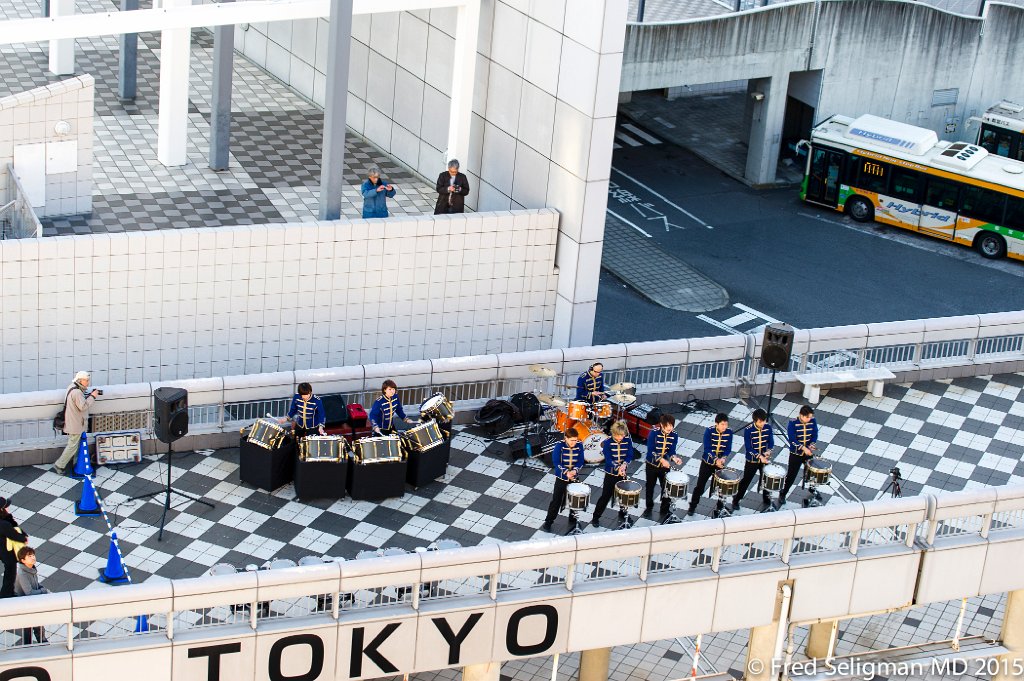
[{"left": 53, "top": 371, "right": 102, "bottom": 476}]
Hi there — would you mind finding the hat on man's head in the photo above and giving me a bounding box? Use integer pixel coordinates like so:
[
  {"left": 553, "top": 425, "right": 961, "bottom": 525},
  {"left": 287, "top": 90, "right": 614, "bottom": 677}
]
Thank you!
[
  {"left": 74, "top": 371, "right": 91, "bottom": 382},
  {"left": 0, "top": 497, "right": 10, "bottom": 510}
]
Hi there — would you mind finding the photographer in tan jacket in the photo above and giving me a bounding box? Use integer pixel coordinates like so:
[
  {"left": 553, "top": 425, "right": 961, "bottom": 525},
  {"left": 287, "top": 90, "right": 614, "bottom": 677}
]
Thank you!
[{"left": 53, "top": 371, "right": 101, "bottom": 475}]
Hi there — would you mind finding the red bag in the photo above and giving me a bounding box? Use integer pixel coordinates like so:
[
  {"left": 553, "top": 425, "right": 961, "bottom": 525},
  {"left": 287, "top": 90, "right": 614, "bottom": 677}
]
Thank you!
[{"left": 347, "top": 404, "right": 368, "bottom": 428}]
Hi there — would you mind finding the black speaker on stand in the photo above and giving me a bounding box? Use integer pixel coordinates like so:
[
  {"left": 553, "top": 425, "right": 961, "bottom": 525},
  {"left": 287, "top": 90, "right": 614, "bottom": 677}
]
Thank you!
[
  {"left": 760, "top": 323, "right": 794, "bottom": 419},
  {"left": 127, "top": 387, "right": 214, "bottom": 540}
]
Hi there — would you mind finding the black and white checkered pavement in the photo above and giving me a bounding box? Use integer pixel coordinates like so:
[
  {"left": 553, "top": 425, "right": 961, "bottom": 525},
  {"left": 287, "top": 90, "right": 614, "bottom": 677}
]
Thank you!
[{"left": 1, "top": 373, "right": 1022, "bottom": 594}]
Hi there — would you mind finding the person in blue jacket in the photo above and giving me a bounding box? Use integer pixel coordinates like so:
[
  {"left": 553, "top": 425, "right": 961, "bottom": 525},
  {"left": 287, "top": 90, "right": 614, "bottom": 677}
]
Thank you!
[
  {"left": 779, "top": 405, "right": 819, "bottom": 505},
  {"left": 361, "top": 164, "right": 396, "bottom": 218},
  {"left": 687, "top": 413, "right": 733, "bottom": 516}
]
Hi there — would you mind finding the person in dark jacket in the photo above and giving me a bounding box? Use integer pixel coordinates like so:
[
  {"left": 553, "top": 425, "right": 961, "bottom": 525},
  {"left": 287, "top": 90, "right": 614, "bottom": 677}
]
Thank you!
[
  {"left": 14, "top": 547, "right": 49, "bottom": 645},
  {"left": 0, "top": 497, "right": 29, "bottom": 598},
  {"left": 360, "top": 164, "right": 396, "bottom": 219},
  {"left": 434, "top": 159, "right": 470, "bottom": 214}
]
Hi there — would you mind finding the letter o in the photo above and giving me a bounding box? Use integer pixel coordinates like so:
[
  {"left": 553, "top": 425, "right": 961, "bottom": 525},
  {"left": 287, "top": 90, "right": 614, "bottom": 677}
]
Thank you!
[
  {"left": 506, "top": 604, "right": 558, "bottom": 656},
  {"left": 0, "top": 669, "right": 51, "bottom": 681},
  {"left": 268, "top": 634, "right": 325, "bottom": 681}
]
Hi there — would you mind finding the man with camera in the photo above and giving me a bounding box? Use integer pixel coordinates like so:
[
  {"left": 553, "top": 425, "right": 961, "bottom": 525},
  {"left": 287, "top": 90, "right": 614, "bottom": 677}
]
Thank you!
[{"left": 53, "top": 371, "right": 102, "bottom": 476}]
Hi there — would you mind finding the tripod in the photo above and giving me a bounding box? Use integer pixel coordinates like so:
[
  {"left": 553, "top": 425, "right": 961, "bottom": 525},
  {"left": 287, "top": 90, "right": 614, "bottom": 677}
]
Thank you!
[
  {"left": 126, "top": 442, "right": 215, "bottom": 541},
  {"left": 881, "top": 467, "right": 903, "bottom": 498}
]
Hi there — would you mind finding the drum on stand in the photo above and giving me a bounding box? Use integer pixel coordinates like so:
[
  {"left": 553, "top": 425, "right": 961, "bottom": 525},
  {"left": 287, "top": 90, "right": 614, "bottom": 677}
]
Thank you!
[
  {"left": 353, "top": 436, "right": 404, "bottom": 463},
  {"left": 806, "top": 458, "right": 832, "bottom": 485},
  {"left": 582, "top": 433, "right": 608, "bottom": 465},
  {"left": 567, "top": 400, "right": 589, "bottom": 421},
  {"left": 401, "top": 420, "right": 444, "bottom": 452},
  {"left": 762, "top": 464, "right": 786, "bottom": 492},
  {"left": 298, "top": 435, "right": 347, "bottom": 462},
  {"left": 554, "top": 410, "right": 575, "bottom": 433},
  {"left": 571, "top": 420, "right": 593, "bottom": 442},
  {"left": 664, "top": 471, "right": 690, "bottom": 499},
  {"left": 248, "top": 418, "right": 288, "bottom": 450},
  {"left": 420, "top": 393, "right": 454, "bottom": 423},
  {"left": 593, "top": 401, "right": 612, "bottom": 419},
  {"left": 614, "top": 480, "right": 642, "bottom": 509},
  {"left": 566, "top": 483, "right": 590, "bottom": 512},
  {"left": 712, "top": 468, "right": 742, "bottom": 498}
]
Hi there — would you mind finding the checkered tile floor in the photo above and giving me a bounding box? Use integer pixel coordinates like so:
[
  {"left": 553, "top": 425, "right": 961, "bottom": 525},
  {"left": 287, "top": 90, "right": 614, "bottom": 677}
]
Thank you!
[{"left": 0, "top": 0, "right": 437, "bottom": 236}]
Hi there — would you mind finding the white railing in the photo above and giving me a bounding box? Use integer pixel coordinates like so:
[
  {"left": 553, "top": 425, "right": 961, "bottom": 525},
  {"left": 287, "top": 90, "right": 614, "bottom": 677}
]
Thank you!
[
  {"left": 0, "top": 485, "right": 1020, "bottom": 666},
  {"left": 1, "top": 312, "right": 1022, "bottom": 452},
  {"left": 2, "top": 163, "right": 43, "bottom": 239}
]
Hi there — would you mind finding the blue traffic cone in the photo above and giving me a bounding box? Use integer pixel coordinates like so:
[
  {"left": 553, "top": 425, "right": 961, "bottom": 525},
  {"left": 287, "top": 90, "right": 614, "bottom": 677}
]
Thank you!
[
  {"left": 97, "top": 533, "right": 131, "bottom": 585},
  {"left": 134, "top": 615, "right": 149, "bottom": 633},
  {"left": 75, "top": 476, "right": 103, "bottom": 517},
  {"left": 71, "top": 433, "right": 93, "bottom": 480}
]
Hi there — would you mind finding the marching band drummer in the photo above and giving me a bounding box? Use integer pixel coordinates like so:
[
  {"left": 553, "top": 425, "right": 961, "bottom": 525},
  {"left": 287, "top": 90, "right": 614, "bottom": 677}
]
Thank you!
[
  {"left": 779, "top": 405, "right": 819, "bottom": 506},
  {"left": 644, "top": 415, "right": 682, "bottom": 519},
  {"left": 687, "top": 413, "right": 733, "bottom": 517},
  {"left": 543, "top": 427, "right": 584, "bottom": 534},
  {"left": 369, "top": 380, "right": 416, "bottom": 435},
  {"left": 591, "top": 421, "right": 634, "bottom": 527},
  {"left": 732, "top": 409, "right": 774, "bottom": 510},
  {"left": 285, "top": 382, "right": 326, "bottom": 439},
  {"left": 575, "top": 363, "right": 606, "bottom": 403}
]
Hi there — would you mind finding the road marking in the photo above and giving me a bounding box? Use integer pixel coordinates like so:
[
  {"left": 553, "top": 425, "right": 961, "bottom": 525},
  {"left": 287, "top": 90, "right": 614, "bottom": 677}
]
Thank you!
[
  {"left": 697, "top": 304, "right": 783, "bottom": 336},
  {"left": 611, "top": 167, "right": 713, "bottom": 229},
  {"left": 723, "top": 311, "right": 756, "bottom": 327},
  {"left": 734, "top": 303, "right": 782, "bottom": 324},
  {"left": 696, "top": 314, "right": 745, "bottom": 336},
  {"left": 615, "top": 132, "right": 643, "bottom": 147},
  {"left": 653, "top": 116, "right": 676, "bottom": 129},
  {"left": 607, "top": 209, "right": 653, "bottom": 238},
  {"left": 621, "top": 123, "right": 662, "bottom": 145}
]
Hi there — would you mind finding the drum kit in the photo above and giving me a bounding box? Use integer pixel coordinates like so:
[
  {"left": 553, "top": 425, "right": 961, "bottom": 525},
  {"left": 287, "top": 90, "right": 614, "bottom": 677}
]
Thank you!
[{"left": 529, "top": 364, "right": 638, "bottom": 448}]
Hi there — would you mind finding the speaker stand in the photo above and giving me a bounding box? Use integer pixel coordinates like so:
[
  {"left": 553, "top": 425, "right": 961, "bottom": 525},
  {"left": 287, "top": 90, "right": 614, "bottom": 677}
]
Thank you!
[{"left": 126, "top": 442, "right": 215, "bottom": 541}]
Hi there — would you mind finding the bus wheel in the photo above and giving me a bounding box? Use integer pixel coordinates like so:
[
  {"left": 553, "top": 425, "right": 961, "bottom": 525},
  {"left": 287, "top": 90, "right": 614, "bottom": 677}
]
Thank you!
[
  {"left": 845, "top": 196, "right": 874, "bottom": 222},
  {"left": 975, "top": 232, "right": 1007, "bottom": 259}
]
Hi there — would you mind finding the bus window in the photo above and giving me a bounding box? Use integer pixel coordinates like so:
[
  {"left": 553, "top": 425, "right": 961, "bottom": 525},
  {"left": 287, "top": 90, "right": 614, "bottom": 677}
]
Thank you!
[
  {"left": 890, "top": 168, "right": 921, "bottom": 202},
  {"left": 854, "top": 156, "right": 888, "bottom": 194},
  {"left": 924, "top": 177, "right": 960, "bottom": 210},
  {"left": 980, "top": 128, "right": 999, "bottom": 153},
  {"left": 960, "top": 185, "right": 1007, "bottom": 225},
  {"left": 1005, "top": 196, "right": 1024, "bottom": 231}
]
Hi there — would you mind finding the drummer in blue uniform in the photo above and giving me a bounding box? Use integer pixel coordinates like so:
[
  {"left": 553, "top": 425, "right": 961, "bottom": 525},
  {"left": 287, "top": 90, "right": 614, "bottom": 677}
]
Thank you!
[
  {"left": 732, "top": 409, "right": 775, "bottom": 510},
  {"left": 543, "top": 427, "right": 584, "bottom": 534},
  {"left": 779, "top": 405, "right": 819, "bottom": 505},
  {"left": 644, "top": 414, "right": 682, "bottom": 519},
  {"left": 369, "top": 379, "right": 416, "bottom": 435},
  {"left": 687, "top": 413, "right": 733, "bottom": 516},
  {"left": 575, "top": 363, "right": 606, "bottom": 403},
  {"left": 285, "top": 382, "right": 326, "bottom": 439},
  {"left": 591, "top": 421, "right": 634, "bottom": 527}
]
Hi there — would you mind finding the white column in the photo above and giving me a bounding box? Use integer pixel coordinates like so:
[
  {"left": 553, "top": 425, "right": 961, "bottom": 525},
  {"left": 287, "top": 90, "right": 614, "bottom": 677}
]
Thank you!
[
  {"left": 579, "top": 648, "right": 612, "bottom": 681},
  {"left": 48, "top": 0, "right": 75, "bottom": 75},
  {"left": 994, "top": 589, "right": 1024, "bottom": 681},
  {"left": 156, "top": 0, "right": 192, "bottom": 166},
  {"left": 462, "top": 662, "right": 500, "bottom": 681},
  {"left": 446, "top": 0, "right": 480, "bottom": 166},
  {"left": 743, "top": 72, "right": 789, "bottom": 187}
]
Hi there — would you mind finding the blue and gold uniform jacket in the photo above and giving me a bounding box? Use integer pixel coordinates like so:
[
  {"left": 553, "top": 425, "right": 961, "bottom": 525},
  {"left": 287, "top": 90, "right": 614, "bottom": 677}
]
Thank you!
[
  {"left": 369, "top": 394, "right": 407, "bottom": 431},
  {"left": 287, "top": 394, "right": 325, "bottom": 430},
  {"left": 645, "top": 430, "right": 678, "bottom": 466},
  {"left": 601, "top": 437, "right": 634, "bottom": 474},
  {"left": 787, "top": 418, "right": 818, "bottom": 455},
  {"left": 575, "top": 371, "right": 605, "bottom": 401},
  {"left": 553, "top": 441, "right": 584, "bottom": 480},
  {"left": 702, "top": 427, "right": 733, "bottom": 465},
  {"left": 743, "top": 424, "right": 774, "bottom": 463}
]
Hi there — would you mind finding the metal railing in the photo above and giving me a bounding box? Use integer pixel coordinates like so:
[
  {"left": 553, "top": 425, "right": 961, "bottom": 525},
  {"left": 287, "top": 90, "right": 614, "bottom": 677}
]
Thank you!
[{"left": 2, "top": 163, "right": 43, "bottom": 239}]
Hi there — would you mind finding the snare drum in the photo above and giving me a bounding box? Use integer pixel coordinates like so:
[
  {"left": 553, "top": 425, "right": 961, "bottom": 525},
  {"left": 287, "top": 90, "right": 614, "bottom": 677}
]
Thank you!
[
  {"left": 762, "top": 464, "right": 786, "bottom": 492},
  {"left": 298, "top": 435, "right": 347, "bottom": 462},
  {"left": 356, "top": 549, "right": 381, "bottom": 561},
  {"left": 209, "top": 563, "right": 237, "bottom": 576},
  {"left": 566, "top": 483, "right": 590, "bottom": 511},
  {"left": 382, "top": 547, "right": 408, "bottom": 557},
  {"left": 593, "top": 401, "right": 612, "bottom": 419},
  {"left": 614, "top": 479, "right": 642, "bottom": 508},
  {"left": 582, "top": 433, "right": 608, "bottom": 465},
  {"left": 567, "top": 400, "right": 589, "bottom": 420},
  {"left": 420, "top": 393, "right": 454, "bottom": 423},
  {"left": 712, "top": 468, "right": 742, "bottom": 497},
  {"left": 806, "top": 458, "right": 832, "bottom": 485},
  {"left": 554, "top": 410, "right": 576, "bottom": 433},
  {"left": 434, "top": 539, "right": 462, "bottom": 551},
  {"left": 269, "top": 558, "right": 297, "bottom": 570},
  {"left": 247, "top": 418, "right": 288, "bottom": 450},
  {"left": 354, "top": 435, "right": 403, "bottom": 463},
  {"left": 402, "top": 420, "right": 444, "bottom": 452},
  {"left": 664, "top": 471, "right": 690, "bottom": 499}
]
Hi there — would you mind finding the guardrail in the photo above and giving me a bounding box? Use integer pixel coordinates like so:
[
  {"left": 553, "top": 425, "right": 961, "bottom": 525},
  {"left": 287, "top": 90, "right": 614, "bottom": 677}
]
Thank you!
[
  {"left": 1, "top": 484, "right": 1021, "bottom": 677},
  {"left": 0, "top": 312, "right": 1022, "bottom": 454},
  {"left": 2, "top": 163, "right": 43, "bottom": 239}
]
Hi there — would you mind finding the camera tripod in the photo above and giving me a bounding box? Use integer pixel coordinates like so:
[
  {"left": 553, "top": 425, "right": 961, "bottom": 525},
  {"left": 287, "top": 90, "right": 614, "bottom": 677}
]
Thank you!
[{"left": 881, "top": 466, "right": 903, "bottom": 498}]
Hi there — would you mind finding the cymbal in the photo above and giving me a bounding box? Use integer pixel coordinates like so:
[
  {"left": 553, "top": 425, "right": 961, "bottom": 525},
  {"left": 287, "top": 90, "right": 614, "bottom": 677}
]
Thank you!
[
  {"left": 609, "top": 381, "right": 636, "bottom": 392},
  {"left": 537, "top": 392, "right": 567, "bottom": 408},
  {"left": 607, "top": 393, "right": 637, "bottom": 407},
  {"left": 529, "top": 364, "right": 557, "bottom": 378}
]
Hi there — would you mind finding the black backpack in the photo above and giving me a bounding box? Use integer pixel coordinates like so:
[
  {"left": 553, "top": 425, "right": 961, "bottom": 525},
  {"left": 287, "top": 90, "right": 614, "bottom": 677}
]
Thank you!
[
  {"left": 475, "top": 399, "right": 517, "bottom": 437},
  {"left": 509, "top": 392, "right": 541, "bottom": 423},
  {"left": 53, "top": 387, "right": 73, "bottom": 434}
]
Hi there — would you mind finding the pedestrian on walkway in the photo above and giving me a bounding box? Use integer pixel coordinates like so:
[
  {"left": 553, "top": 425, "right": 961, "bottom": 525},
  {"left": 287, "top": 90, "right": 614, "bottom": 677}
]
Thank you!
[
  {"left": 434, "top": 159, "right": 470, "bottom": 214},
  {"left": 0, "top": 497, "right": 29, "bottom": 599},
  {"left": 361, "top": 164, "right": 396, "bottom": 218},
  {"left": 53, "top": 371, "right": 101, "bottom": 476},
  {"left": 15, "top": 547, "right": 50, "bottom": 645}
]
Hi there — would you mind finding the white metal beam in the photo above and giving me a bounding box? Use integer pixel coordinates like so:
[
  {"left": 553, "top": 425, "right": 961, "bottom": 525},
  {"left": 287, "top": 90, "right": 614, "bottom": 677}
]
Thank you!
[
  {"left": 47, "top": 0, "right": 74, "bottom": 75},
  {"left": 446, "top": 0, "right": 479, "bottom": 165},
  {"left": 156, "top": 0, "right": 191, "bottom": 166}
]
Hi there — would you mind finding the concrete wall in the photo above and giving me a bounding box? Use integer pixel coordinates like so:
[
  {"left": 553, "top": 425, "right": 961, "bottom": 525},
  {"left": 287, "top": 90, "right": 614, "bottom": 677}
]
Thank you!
[
  {"left": 622, "top": 0, "right": 1024, "bottom": 182},
  {"left": 0, "top": 209, "right": 559, "bottom": 393},
  {"left": 234, "top": 0, "right": 628, "bottom": 348},
  {"left": 0, "top": 74, "right": 93, "bottom": 216}
]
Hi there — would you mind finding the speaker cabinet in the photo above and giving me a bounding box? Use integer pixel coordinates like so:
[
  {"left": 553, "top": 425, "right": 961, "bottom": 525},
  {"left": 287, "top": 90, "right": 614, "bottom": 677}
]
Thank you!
[
  {"left": 761, "top": 323, "right": 795, "bottom": 370},
  {"left": 153, "top": 387, "right": 189, "bottom": 444}
]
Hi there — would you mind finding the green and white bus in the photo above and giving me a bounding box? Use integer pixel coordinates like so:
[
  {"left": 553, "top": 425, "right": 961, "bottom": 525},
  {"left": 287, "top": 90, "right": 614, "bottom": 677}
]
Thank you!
[
  {"left": 976, "top": 101, "right": 1024, "bottom": 162},
  {"left": 800, "top": 113, "right": 1024, "bottom": 261}
]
